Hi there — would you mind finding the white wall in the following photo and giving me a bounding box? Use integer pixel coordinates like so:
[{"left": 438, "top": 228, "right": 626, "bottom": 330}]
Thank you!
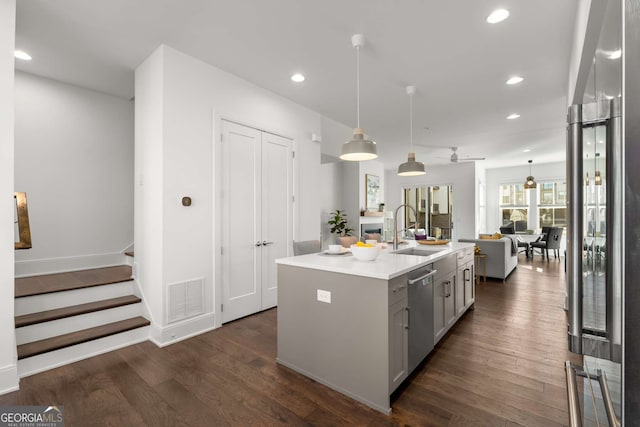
[
  {"left": 14, "top": 72, "right": 134, "bottom": 276},
  {"left": 385, "top": 162, "right": 477, "bottom": 241},
  {"left": 0, "top": 0, "right": 19, "bottom": 393},
  {"left": 134, "top": 47, "right": 165, "bottom": 326},
  {"left": 485, "top": 161, "right": 566, "bottom": 233},
  {"left": 135, "top": 45, "right": 322, "bottom": 343},
  {"left": 319, "top": 116, "right": 350, "bottom": 247}
]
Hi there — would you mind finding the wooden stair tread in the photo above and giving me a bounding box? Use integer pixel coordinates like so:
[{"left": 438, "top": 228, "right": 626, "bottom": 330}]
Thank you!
[
  {"left": 15, "top": 265, "right": 132, "bottom": 298},
  {"left": 17, "top": 316, "right": 150, "bottom": 360},
  {"left": 15, "top": 295, "right": 142, "bottom": 328}
]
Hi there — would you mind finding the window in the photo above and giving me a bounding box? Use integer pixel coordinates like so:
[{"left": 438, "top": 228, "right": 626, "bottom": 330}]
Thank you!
[
  {"left": 538, "top": 181, "right": 566, "bottom": 228},
  {"left": 499, "top": 184, "right": 528, "bottom": 226}
]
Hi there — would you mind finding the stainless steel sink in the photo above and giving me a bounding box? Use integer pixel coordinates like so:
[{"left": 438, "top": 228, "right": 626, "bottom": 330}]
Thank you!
[{"left": 394, "top": 248, "right": 444, "bottom": 257}]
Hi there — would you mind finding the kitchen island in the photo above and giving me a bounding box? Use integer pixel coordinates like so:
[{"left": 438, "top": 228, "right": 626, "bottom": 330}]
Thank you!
[{"left": 276, "top": 241, "right": 476, "bottom": 414}]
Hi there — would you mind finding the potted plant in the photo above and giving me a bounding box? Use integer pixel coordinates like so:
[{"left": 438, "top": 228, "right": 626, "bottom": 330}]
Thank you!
[{"left": 328, "top": 209, "right": 353, "bottom": 237}]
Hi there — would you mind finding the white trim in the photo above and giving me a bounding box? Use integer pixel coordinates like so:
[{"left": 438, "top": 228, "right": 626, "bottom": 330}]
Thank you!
[
  {"left": 213, "top": 110, "right": 222, "bottom": 329},
  {"left": 0, "top": 364, "right": 19, "bottom": 395},
  {"left": 14, "top": 252, "right": 128, "bottom": 277},
  {"left": 149, "top": 312, "right": 217, "bottom": 347}
]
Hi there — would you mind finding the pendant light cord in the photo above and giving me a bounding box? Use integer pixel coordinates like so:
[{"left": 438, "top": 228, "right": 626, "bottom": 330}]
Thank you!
[
  {"left": 356, "top": 45, "right": 360, "bottom": 129},
  {"left": 409, "top": 91, "right": 413, "bottom": 151}
]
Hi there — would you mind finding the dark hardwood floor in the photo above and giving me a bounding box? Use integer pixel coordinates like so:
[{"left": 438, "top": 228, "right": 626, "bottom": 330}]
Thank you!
[{"left": 1, "top": 255, "right": 581, "bottom": 426}]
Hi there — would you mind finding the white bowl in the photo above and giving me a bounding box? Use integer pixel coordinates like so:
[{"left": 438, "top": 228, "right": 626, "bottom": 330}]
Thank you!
[{"left": 350, "top": 244, "right": 380, "bottom": 261}]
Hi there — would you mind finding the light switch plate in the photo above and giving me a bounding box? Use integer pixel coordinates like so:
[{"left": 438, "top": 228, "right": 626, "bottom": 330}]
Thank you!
[{"left": 317, "top": 289, "right": 331, "bottom": 303}]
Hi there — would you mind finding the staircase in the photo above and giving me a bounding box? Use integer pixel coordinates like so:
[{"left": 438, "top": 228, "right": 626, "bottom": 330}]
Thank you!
[{"left": 15, "top": 265, "right": 149, "bottom": 377}]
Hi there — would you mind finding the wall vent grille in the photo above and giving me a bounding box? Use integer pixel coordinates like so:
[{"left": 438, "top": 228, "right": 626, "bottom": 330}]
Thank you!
[{"left": 168, "top": 278, "right": 205, "bottom": 323}]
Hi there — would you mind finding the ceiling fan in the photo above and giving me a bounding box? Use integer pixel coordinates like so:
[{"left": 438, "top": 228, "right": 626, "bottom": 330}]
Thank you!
[{"left": 448, "top": 147, "right": 485, "bottom": 163}]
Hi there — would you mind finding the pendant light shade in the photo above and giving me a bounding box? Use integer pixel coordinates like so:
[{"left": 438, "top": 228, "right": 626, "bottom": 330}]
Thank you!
[
  {"left": 524, "top": 160, "right": 537, "bottom": 189},
  {"left": 341, "top": 128, "right": 377, "bottom": 161},
  {"left": 398, "top": 153, "right": 426, "bottom": 176},
  {"left": 340, "top": 34, "right": 378, "bottom": 161},
  {"left": 397, "top": 85, "right": 425, "bottom": 176}
]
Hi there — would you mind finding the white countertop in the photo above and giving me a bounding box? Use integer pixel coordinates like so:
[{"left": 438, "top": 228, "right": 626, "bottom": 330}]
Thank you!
[{"left": 276, "top": 241, "right": 475, "bottom": 280}]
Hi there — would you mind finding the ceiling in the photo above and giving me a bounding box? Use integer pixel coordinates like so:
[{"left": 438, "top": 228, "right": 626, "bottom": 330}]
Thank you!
[{"left": 14, "top": 0, "right": 580, "bottom": 170}]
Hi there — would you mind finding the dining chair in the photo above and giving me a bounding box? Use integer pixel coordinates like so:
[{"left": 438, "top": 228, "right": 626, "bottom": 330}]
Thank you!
[
  {"left": 499, "top": 225, "right": 515, "bottom": 234},
  {"left": 515, "top": 220, "right": 527, "bottom": 233},
  {"left": 531, "top": 227, "right": 563, "bottom": 261}
]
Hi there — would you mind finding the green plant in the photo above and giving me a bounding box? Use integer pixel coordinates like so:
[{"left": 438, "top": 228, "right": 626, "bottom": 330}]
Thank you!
[{"left": 328, "top": 209, "right": 353, "bottom": 236}]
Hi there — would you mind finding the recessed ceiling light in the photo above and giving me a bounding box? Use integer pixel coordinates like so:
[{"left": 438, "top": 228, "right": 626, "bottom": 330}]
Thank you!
[
  {"left": 486, "top": 9, "right": 509, "bottom": 24},
  {"left": 587, "top": 142, "right": 592, "bottom": 145},
  {"left": 598, "top": 140, "right": 604, "bottom": 144},
  {"left": 608, "top": 49, "right": 622, "bottom": 60},
  {"left": 14, "top": 50, "right": 32, "bottom": 61},
  {"left": 507, "top": 113, "right": 520, "bottom": 120},
  {"left": 506, "top": 76, "right": 524, "bottom": 85},
  {"left": 523, "top": 148, "right": 531, "bottom": 153},
  {"left": 291, "top": 73, "right": 305, "bottom": 83}
]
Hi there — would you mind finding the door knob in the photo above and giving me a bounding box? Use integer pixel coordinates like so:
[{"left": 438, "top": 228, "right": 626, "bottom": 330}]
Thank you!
[
  {"left": 255, "top": 241, "right": 263, "bottom": 247},
  {"left": 262, "top": 241, "right": 274, "bottom": 246}
]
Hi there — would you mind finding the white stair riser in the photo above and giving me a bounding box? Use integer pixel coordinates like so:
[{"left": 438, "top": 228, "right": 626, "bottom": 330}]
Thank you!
[
  {"left": 18, "top": 326, "right": 149, "bottom": 378},
  {"left": 15, "top": 281, "right": 135, "bottom": 315},
  {"left": 16, "top": 303, "right": 143, "bottom": 345}
]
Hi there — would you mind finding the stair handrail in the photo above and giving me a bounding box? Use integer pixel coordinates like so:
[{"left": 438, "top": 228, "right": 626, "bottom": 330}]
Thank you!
[{"left": 14, "top": 192, "right": 32, "bottom": 250}]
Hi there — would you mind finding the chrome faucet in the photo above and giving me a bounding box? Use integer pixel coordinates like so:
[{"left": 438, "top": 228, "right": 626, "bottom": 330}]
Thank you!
[{"left": 393, "top": 204, "right": 418, "bottom": 250}]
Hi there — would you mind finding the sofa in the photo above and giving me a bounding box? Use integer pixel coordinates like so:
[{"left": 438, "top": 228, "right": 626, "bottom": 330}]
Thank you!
[{"left": 458, "top": 237, "right": 518, "bottom": 281}]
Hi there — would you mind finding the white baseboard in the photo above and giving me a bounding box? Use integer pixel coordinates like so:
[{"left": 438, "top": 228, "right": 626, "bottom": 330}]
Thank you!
[
  {"left": 149, "top": 313, "right": 217, "bottom": 347},
  {"left": 0, "top": 364, "right": 19, "bottom": 395},
  {"left": 15, "top": 252, "right": 128, "bottom": 277}
]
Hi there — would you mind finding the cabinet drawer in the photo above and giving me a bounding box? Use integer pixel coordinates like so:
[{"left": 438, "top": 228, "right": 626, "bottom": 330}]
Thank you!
[
  {"left": 389, "top": 275, "right": 408, "bottom": 306},
  {"left": 458, "top": 253, "right": 473, "bottom": 267},
  {"left": 434, "top": 254, "right": 456, "bottom": 278},
  {"left": 457, "top": 247, "right": 473, "bottom": 267}
]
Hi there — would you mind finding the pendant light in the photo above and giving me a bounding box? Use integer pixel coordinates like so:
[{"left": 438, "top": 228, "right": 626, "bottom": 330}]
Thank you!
[
  {"left": 585, "top": 154, "right": 590, "bottom": 185},
  {"left": 595, "top": 152, "right": 602, "bottom": 185},
  {"left": 398, "top": 86, "right": 426, "bottom": 176},
  {"left": 340, "top": 34, "right": 378, "bottom": 161},
  {"left": 524, "top": 160, "right": 537, "bottom": 189}
]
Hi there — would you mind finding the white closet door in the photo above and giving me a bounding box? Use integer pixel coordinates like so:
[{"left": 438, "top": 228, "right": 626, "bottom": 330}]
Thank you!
[
  {"left": 260, "top": 132, "right": 293, "bottom": 309},
  {"left": 221, "top": 121, "right": 293, "bottom": 323},
  {"left": 221, "top": 120, "right": 262, "bottom": 323}
]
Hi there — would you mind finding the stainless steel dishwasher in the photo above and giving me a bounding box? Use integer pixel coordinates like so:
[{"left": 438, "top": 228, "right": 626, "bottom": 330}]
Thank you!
[{"left": 407, "top": 264, "right": 437, "bottom": 373}]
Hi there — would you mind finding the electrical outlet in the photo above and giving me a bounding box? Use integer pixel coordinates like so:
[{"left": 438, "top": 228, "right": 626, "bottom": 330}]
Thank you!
[{"left": 317, "top": 289, "right": 331, "bottom": 303}]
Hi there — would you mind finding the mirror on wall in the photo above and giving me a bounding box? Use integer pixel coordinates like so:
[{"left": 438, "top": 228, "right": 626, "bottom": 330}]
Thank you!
[{"left": 402, "top": 185, "right": 453, "bottom": 240}]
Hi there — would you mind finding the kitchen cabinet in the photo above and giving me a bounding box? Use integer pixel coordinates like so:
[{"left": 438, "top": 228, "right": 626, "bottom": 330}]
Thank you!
[
  {"left": 433, "top": 254, "right": 457, "bottom": 344},
  {"left": 276, "top": 242, "right": 476, "bottom": 414},
  {"left": 456, "top": 246, "right": 475, "bottom": 313},
  {"left": 388, "top": 298, "right": 408, "bottom": 391}
]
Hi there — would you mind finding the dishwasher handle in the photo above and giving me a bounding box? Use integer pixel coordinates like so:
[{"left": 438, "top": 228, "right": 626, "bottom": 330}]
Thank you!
[{"left": 408, "top": 269, "right": 437, "bottom": 285}]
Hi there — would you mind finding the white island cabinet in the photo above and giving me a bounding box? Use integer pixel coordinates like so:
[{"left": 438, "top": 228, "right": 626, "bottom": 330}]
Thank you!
[{"left": 275, "top": 242, "right": 475, "bottom": 414}]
